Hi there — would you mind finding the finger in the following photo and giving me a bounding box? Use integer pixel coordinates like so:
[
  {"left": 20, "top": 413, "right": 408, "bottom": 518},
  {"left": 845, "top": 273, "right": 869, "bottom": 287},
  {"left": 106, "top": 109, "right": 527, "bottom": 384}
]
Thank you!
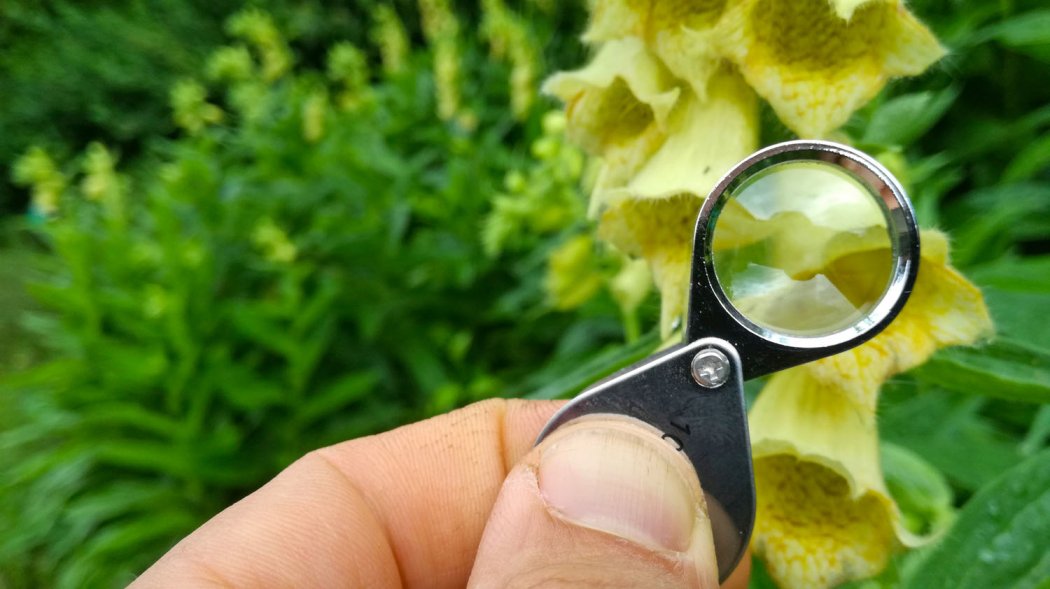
[
  {"left": 468, "top": 414, "right": 723, "bottom": 589},
  {"left": 132, "top": 398, "right": 562, "bottom": 588}
]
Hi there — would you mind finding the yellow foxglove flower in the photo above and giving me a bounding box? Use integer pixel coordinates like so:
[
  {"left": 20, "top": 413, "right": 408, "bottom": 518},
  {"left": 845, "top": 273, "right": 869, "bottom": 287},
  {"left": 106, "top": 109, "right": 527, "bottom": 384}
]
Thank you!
[
  {"left": 12, "top": 147, "right": 66, "bottom": 217},
  {"left": 252, "top": 218, "right": 298, "bottom": 264},
  {"left": 749, "top": 367, "right": 899, "bottom": 589},
  {"left": 804, "top": 230, "right": 993, "bottom": 411},
  {"left": 418, "top": 0, "right": 467, "bottom": 122},
  {"left": 171, "top": 80, "right": 224, "bottom": 135},
  {"left": 609, "top": 256, "right": 653, "bottom": 318},
  {"left": 598, "top": 194, "right": 697, "bottom": 338},
  {"left": 543, "top": 38, "right": 681, "bottom": 187},
  {"left": 371, "top": 5, "right": 410, "bottom": 75},
  {"left": 584, "top": 0, "right": 728, "bottom": 99},
  {"left": 587, "top": 70, "right": 759, "bottom": 338},
  {"left": 595, "top": 69, "right": 759, "bottom": 205},
  {"left": 546, "top": 235, "right": 605, "bottom": 310},
  {"left": 718, "top": 0, "right": 946, "bottom": 137},
  {"left": 748, "top": 230, "right": 992, "bottom": 589}
]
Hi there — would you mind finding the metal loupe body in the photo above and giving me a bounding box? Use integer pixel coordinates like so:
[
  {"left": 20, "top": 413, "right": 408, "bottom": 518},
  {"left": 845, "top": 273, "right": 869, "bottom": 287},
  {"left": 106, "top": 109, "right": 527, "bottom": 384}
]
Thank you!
[{"left": 536, "top": 140, "right": 920, "bottom": 581}]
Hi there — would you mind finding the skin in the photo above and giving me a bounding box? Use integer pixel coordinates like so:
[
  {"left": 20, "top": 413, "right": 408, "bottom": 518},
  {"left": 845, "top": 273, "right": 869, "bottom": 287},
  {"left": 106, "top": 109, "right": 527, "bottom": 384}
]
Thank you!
[{"left": 132, "top": 398, "right": 750, "bottom": 588}]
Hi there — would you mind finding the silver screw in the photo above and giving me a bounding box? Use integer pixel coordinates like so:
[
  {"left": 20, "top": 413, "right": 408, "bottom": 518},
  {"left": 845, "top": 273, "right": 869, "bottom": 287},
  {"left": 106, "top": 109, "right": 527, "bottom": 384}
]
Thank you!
[{"left": 691, "top": 348, "right": 730, "bottom": 388}]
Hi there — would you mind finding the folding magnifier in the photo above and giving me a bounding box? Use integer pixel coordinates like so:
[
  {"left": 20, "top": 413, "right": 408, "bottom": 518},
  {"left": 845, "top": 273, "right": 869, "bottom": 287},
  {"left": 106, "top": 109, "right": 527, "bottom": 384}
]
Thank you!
[{"left": 536, "top": 140, "right": 920, "bottom": 581}]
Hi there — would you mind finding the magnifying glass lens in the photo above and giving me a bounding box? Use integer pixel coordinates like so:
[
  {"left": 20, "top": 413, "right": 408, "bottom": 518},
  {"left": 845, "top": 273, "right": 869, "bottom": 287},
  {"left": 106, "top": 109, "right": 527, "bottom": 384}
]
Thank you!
[{"left": 712, "top": 161, "right": 893, "bottom": 337}]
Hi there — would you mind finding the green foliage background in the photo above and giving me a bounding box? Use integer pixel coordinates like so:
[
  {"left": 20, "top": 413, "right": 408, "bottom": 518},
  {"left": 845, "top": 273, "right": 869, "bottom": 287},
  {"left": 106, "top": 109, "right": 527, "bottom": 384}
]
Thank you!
[{"left": 1, "top": 1, "right": 1048, "bottom": 588}]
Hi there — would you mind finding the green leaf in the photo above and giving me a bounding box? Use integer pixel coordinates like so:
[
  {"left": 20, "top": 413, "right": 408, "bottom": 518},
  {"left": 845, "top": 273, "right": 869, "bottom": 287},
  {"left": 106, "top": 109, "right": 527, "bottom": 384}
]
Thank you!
[
  {"left": 56, "top": 509, "right": 200, "bottom": 589},
  {"left": 993, "top": 290, "right": 1050, "bottom": 344},
  {"left": 949, "top": 183, "right": 1050, "bottom": 267},
  {"left": 748, "top": 554, "right": 780, "bottom": 589},
  {"left": 214, "top": 361, "right": 288, "bottom": 411},
  {"left": 903, "top": 448, "right": 1050, "bottom": 589},
  {"left": 863, "top": 87, "right": 959, "bottom": 147},
  {"left": 882, "top": 441, "right": 955, "bottom": 536},
  {"left": 229, "top": 305, "right": 298, "bottom": 359},
  {"left": 0, "top": 453, "right": 92, "bottom": 560},
  {"left": 975, "top": 9, "right": 1050, "bottom": 62},
  {"left": 913, "top": 339, "right": 1050, "bottom": 404},
  {"left": 880, "top": 386, "right": 1024, "bottom": 491},
  {"left": 91, "top": 337, "right": 169, "bottom": 392},
  {"left": 24, "top": 282, "right": 90, "bottom": 317},
  {"left": 1020, "top": 405, "right": 1050, "bottom": 456},
  {"left": 76, "top": 403, "right": 185, "bottom": 439},
  {"left": 971, "top": 258, "right": 1050, "bottom": 293},
  {"left": 293, "top": 370, "right": 381, "bottom": 428},
  {"left": 49, "top": 481, "right": 184, "bottom": 564},
  {"left": 92, "top": 440, "right": 259, "bottom": 486},
  {"left": 0, "top": 358, "right": 85, "bottom": 391},
  {"left": 288, "top": 317, "right": 336, "bottom": 393},
  {"left": 1003, "top": 134, "right": 1050, "bottom": 183},
  {"left": 525, "top": 330, "right": 660, "bottom": 400}
]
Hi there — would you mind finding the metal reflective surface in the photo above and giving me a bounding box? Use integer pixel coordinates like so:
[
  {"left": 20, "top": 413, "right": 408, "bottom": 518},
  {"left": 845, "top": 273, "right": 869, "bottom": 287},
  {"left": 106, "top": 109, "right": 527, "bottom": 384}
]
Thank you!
[
  {"left": 535, "top": 141, "right": 920, "bottom": 583},
  {"left": 688, "top": 141, "right": 920, "bottom": 379},
  {"left": 536, "top": 338, "right": 753, "bottom": 580},
  {"left": 712, "top": 160, "right": 892, "bottom": 337}
]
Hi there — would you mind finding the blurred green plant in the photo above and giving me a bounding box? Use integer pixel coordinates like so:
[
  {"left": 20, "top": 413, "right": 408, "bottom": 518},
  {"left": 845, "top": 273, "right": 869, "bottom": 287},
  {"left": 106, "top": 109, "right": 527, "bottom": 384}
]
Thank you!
[
  {"left": 0, "top": 1, "right": 588, "bottom": 212},
  {"left": 0, "top": 5, "right": 623, "bottom": 586},
  {"left": 0, "top": 0, "right": 1047, "bottom": 588}
]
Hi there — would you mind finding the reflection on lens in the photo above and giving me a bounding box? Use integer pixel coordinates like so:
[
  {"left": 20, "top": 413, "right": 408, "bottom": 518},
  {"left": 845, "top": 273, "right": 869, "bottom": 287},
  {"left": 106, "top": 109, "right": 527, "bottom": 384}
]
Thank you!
[{"left": 712, "top": 161, "right": 893, "bottom": 337}]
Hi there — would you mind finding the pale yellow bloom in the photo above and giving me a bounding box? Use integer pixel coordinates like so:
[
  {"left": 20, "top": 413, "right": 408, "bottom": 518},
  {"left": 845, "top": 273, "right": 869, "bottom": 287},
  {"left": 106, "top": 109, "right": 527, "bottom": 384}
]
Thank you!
[
  {"left": 597, "top": 194, "right": 697, "bottom": 337},
  {"left": 585, "top": 0, "right": 728, "bottom": 99},
  {"left": 718, "top": 0, "right": 946, "bottom": 137},
  {"left": 543, "top": 38, "right": 681, "bottom": 187},
  {"left": 226, "top": 9, "right": 292, "bottom": 82},
  {"left": 302, "top": 91, "right": 327, "bottom": 142},
  {"left": 544, "top": 39, "right": 760, "bottom": 338},
  {"left": 579, "top": 69, "right": 759, "bottom": 337},
  {"left": 750, "top": 368, "right": 899, "bottom": 589},
  {"left": 252, "top": 218, "right": 298, "bottom": 264},
  {"left": 482, "top": 0, "right": 540, "bottom": 118},
  {"left": 81, "top": 143, "right": 127, "bottom": 224},
  {"left": 748, "top": 230, "right": 992, "bottom": 589},
  {"left": 608, "top": 256, "right": 653, "bottom": 318},
  {"left": 418, "top": 0, "right": 466, "bottom": 122},
  {"left": 805, "top": 231, "right": 992, "bottom": 411},
  {"left": 206, "top": 45, "right": 255, "bottom": 82},
  {"left": 595, "top": 70, "right": 759, "bottom": 206},
  {"left": 12, "top": 147, "right": 66, "bottom": 217},
  {"left": 171, "top": 80, "right": 224, "bottom": 135},
  {"left": 546, "top": 235, "right": 605, "bottom": 310},
  {"left": 371, "top": 5, "right": 410, "bottom": 75},
  {"left": 81, "top": 143, "right": 119, "bottom": 203}
]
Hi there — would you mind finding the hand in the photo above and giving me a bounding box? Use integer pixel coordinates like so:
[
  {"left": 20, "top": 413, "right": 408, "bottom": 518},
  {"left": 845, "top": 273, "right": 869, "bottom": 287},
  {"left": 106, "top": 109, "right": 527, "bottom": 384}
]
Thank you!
[{"left": 132, "top": 399, "right": 749, "bottom": 588}]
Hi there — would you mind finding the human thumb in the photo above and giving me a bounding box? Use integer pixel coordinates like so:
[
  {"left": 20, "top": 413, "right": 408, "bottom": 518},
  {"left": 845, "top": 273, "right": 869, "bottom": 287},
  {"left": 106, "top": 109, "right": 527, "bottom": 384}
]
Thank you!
[{"left": 468, "top": 414, "right": 721, "bottom": 589}]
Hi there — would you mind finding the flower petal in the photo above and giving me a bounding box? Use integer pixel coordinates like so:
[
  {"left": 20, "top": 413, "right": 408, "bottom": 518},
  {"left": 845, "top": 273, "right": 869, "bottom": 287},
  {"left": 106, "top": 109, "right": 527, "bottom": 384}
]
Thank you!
[
  {"left": 805, "top": 229, "right": 993, "bottom": 411},
  {"left": 830, "top": 0, "right": 878, "bottom": 19},
  {"left": 598, "top": 69, "right": 759, "bottom": 206},
  {"left": 598, "top": 194, "right": 698, "bottom": 337},
  {"left": 546, "top": 234, "right": 605, "bottom": 309},
  {"left": 750, "top": 367, "right": 900, "bottom": 589},
  {"left": 592, "top": 71, "right": 759, "bottom": 337},
  {"left": 543, "top": 38, "right": 680, "bottom": 151},
  {"left": 585, "top": 0, "right": 730, "bottom": 99},
  {"left": 718, "top": 0, "right": 945, "bottom": 137},
  {"left": 748, "top": 229, "right": 991, "bottom": 588},
  {"left": 584, "top": 0, "right": 648, "bottom": 41},
  {"left": 881, "top": 3, "right": 948, "bottom": 75}
]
